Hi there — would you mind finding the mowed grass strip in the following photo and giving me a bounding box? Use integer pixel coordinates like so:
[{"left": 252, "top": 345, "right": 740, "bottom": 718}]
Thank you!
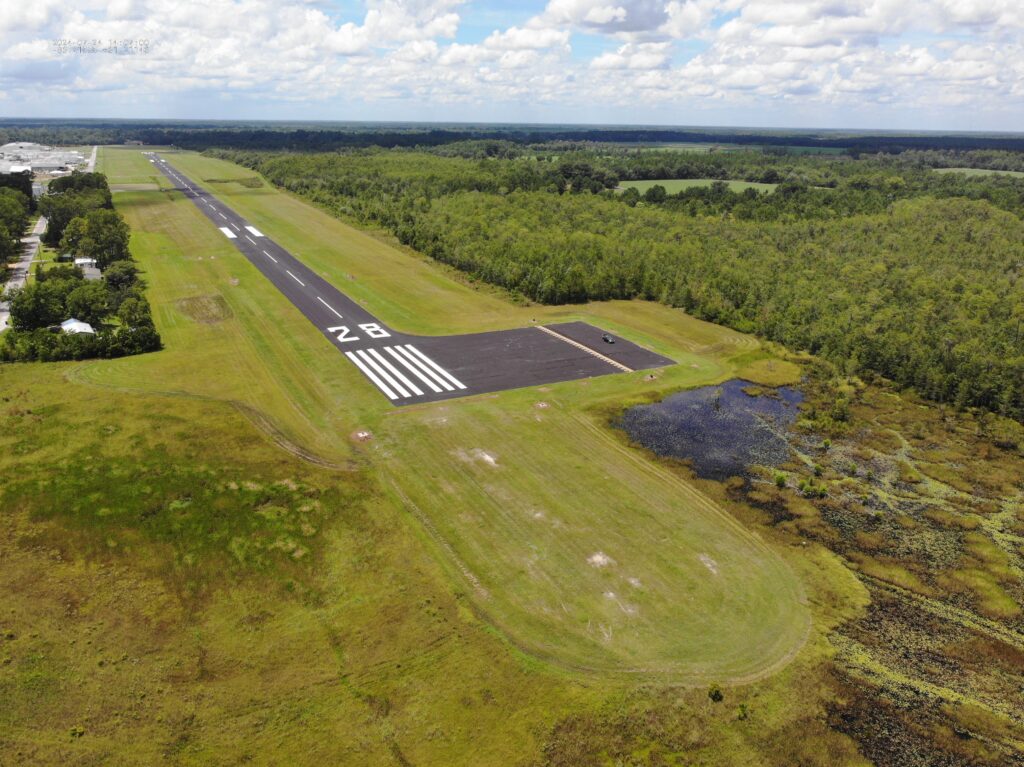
[
  {"left": 618, "top": 178, "right": 779, "bottom": 193},
  {"left": 91, "top": 147, "right": 810, "bottom": 681},
  {"left": 932, "top": 167, "right": 1024, "bottom": 178},
  {"left": 378, "top": 397, "right": 808, "bottom": 679},
  {"left": 92, "top": 147, "right": 384, "bottom": 462}
]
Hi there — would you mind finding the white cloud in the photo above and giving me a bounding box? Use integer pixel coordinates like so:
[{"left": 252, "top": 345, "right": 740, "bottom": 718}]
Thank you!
[{"left": 0, "top": 0, "right": 1021, "bottom": 125}]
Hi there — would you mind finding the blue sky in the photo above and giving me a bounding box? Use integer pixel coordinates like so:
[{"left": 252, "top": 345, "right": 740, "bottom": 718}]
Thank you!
[{"left": 1, "top": 1, "right": 1022, "bottom": 130}]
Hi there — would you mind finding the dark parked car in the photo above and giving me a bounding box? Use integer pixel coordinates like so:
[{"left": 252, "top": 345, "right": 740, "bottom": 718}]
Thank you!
[{"left": 602, "top": 333, "right": 615, "bottom": 344}]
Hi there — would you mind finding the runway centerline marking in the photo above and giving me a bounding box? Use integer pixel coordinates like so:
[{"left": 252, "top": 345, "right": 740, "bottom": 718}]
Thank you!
[
  {"left": 245, "top": 235, "right": 256, "bottom": 244},
  {"left": 286, "top": 270, "right": 305, "bottom": 286},
  {"left": 262, "top": 250, "right": 277, "bottom": 263},
  {"left": 218, "top": 212, "right": 227, "bottom": 219},
  {"left": 316, "top": 296, "right": 344, "bottom": 319},
  {"left": 535, "top": 326, "right": 633, "bottom": 372}
]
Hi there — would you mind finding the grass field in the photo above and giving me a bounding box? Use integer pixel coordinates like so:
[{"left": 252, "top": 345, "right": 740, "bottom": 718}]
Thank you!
[
  {"left": 618, "top": 178, "right": 779, "bottom": 194},
  {"left": 932, "top": 167, "right": 1024, "bottom": 178},
  {"left": 0, "top": 146, "right": 860, "bottom": 764},
  {"left": 91, "top": 147, "right": 809, "bottom": 677}
]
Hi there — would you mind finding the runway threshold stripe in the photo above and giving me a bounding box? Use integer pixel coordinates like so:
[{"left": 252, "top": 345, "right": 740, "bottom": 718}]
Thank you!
[
  {"left": 316, "top": 296, "right": 344, "bottom": 320},
  {"left": 218, "top": 227, "right": 237, "bottom": 239},
  {"left": 385, "top": 347, "right": 442, "bottom": 393},
  {"left": 390, "top": 346, "right": 452, "bottom": 391},
  {"left": 245, "top": 226, "right": 264, "bottom": 237},
  {"left": 535, "top": 326, "right": 633, "bottom": 372},
  {"left": 345, "top": 351, "right": 397, "bottom": 400},
  {"left": 355, "top": 349, "right": 410, "bottom": 398},
  {"left": 262, "top": 250, "right": 277, "bottom": 263},
  {"left": 367, "top": 348, "right": 423, "bottom": 396},
  {"left": 286, "top": 270, "right": 305, "bottom": 286},
  {"left": 403, "top": 345, "right": 467, "bottom": 390}
]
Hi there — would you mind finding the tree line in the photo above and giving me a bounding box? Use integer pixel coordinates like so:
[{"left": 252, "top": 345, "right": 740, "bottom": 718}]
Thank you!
[
  {"left": 1, "top": 171, "right": 161, "bottom": 362},
  {"left": 5, "top": 120, "right": 1024, "bottom": 153},
  {"left": 0, "top": 172, "right": 32, "bottom": 272},
  {"left": 214, "top": 146, "right": 1024, "bottom": 421}
]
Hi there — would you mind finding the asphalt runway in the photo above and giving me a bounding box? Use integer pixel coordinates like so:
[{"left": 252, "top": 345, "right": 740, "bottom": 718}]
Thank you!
[{"left": 148, "top": 153, "right": 675, "bottom": 405}]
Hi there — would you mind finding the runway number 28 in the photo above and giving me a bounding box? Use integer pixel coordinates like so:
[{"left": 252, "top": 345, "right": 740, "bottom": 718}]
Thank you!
[{"left": 327, "top": 323, "right": 390, "bottom": 343}]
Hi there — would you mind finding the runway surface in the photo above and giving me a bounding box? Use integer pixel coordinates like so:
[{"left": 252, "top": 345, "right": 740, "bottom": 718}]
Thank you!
[{"left": 147, "top": 153, "right": 674, "bottom": 405}]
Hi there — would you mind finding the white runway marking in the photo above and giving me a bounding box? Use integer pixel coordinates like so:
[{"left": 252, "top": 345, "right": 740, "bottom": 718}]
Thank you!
[
  {"left": 389, "top": 345, "right": 451, "bottom": 391},
  {"left": 245, "top": 226, "right": 264, "bottom": 237},
  {"left": 286, "top": 270, "right": 305, "bottom": 286},
  {"left": 345, "top": 344, "right": 465, "bottom": 401},
  {"left": 385, "top": 347, "right": 442, "bottom": 393},
  {"left": 316, "top": 296, "right": 344, "bottom": 319},
  {"left": 345, "top": 351, "right": 397, "bottom": 400},
  {"left": 218, "top": 212, "right": 227, "bottom": 219},
  {"left": 403, "top": 345, "right": 467, "bottom": 389},
  {"left": 262, "top": 250, "right": 278, "bottom": 263},
  {"left": 356, "top": 349, "right": 411, "bottom": 398},
  {"left": 367, "top": 348, "right": 423, "bottom": 396},
  {"left": 230, "top": 223, "right": 239, "bottom": 231},
  {"left": 219, "top": 227, "right": 237, "bottom": 239},
  {"left": 245, "top": 235, "right": 256, "bottom": 244}
]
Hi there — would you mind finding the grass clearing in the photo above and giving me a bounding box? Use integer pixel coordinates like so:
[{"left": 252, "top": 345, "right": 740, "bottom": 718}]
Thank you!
[
  {"left": 933, "top": 167, "right": 1024, "bottom": 178},
  {"left": 99, "top": 148, "right": 809, "bottom": 679},
  {"left": 618, "top": 178, "right": 779, "bottom": 194}
]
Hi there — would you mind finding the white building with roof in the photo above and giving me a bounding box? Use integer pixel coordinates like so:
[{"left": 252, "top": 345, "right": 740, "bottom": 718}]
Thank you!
[{"left": 60, "top": 318, "right": 95, "bottom": 335}]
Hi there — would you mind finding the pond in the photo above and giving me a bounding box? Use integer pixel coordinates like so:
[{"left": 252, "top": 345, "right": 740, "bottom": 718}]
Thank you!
[{"left": 618, "top": 379, "right": 803, "bottom": 480}]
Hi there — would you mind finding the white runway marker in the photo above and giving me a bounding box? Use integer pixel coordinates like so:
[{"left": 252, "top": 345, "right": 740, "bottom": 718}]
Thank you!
[
  {"left": 403, "top": 345, "right": 466, "bottom": 389},
  {"left": 245, "top": 235, "right": 256, "bottom": 244},
  {"left": 345, "top": 352, "right": 397, "bottom": 399},
  {"left": 230, "top": 223, "right": 239, "bottom": 231},
  {"left": 218, "top": 227, "right": 237, "bottom": 239},
  {"left": 262, "top": 250, "right": 277, "bottom": 263},
  {"left": 388, "top": 346, "right": 450, "bottom": 391},
  {"left": 286, "top": 270, "right": 305, "bottom": 286},
  {"left": 356, "top": 349, "right": 410, "bottom": 398},
  {"left": 218, "top": 212, "right": 227, "bottom": 219},
  {"left": 245, "top": 226, "right": 264, "bottom": 237},
  {"left": 367, "top": 348, "right": 423, "bottom": 396},
  {"left": 385, "top": 347, "right": 442, "bottom": 393},
  {"left": 316, "top": 296, "right": 344, "bottom": 319}
]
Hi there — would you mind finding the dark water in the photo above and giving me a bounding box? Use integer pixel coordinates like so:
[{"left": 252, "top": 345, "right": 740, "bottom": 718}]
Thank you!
[{"left": 619, "top": 379, "right": 803, "bottom": 480}]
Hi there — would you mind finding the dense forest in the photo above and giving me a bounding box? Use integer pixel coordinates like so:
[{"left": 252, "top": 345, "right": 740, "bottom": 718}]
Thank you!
[
  {"left": 211, "top": 144, "right": 1024, "bottom": 421},
  {"left": 3, "top": 119, "right": 1024, "bottom": 153}
]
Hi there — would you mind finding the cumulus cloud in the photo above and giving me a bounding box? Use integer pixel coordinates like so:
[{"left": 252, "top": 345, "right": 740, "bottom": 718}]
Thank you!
[{"left": 0, "top": 0, "right": 1021, "bottom": 124}]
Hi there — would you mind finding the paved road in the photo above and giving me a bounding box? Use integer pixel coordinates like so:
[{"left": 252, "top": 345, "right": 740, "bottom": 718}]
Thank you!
[
  {"left": 0, "top": 216, "right": 47, "bottom": 331},
  {"left": 148, "top": 153, "right": 674, "bottom": 405},
  {"left": 86, "top": 146, "right": 97, "bottom": 172}
]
